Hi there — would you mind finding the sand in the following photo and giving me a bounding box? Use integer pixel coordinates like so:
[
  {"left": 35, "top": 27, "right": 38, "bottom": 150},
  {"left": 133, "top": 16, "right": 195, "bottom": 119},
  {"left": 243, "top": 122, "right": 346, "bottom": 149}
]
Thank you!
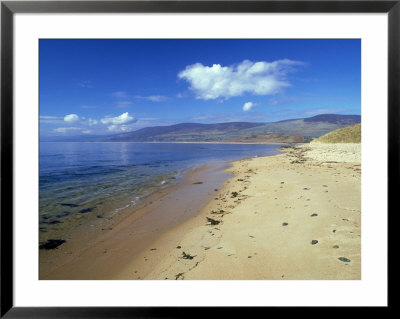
[
  {"left": 39, "top": 164, "right": 232, "bottom": 279},
  {"left": 118, "top": 143, "right": 361, "bottom": 280},
  {"left": 303, "top": 143, "right": 361, "bottom": 163},
  {"left": 40, "top": 143, "right": 361, "bottom": 280}
]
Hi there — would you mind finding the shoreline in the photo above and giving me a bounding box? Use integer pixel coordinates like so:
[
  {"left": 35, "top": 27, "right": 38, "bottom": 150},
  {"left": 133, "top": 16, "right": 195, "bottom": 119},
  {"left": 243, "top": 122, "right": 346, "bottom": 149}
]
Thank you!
[
  {"left": 123, "top": 143, "right": 361, "bottom": 280},
  {"left": 41, "top": 141, "right": 290, "bottom": 145},
  {"left": 39, "top": 162, "right": 234, "bottom": 279},
  {"left": 40, "top": 143, "right": 360, "bottom": 280}
]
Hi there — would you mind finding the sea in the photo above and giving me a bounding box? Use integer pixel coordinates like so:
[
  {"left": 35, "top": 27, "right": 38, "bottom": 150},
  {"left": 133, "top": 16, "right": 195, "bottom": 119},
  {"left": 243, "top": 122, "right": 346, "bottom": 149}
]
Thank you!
[{"left": 39, "top": 142, "right": 282, "bottom": 242}]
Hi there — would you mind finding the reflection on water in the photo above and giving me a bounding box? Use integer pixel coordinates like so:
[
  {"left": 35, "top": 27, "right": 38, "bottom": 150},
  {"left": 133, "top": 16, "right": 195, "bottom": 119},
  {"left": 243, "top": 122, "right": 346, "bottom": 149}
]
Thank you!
[{"left": 39, "top": 142, "right": 281, "bottom": 242}]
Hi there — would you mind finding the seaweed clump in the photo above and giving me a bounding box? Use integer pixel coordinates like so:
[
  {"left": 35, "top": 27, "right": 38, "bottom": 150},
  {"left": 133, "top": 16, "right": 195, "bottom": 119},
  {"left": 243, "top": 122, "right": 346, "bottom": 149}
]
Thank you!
[{"left": 39, "top": 239, "right": 66, "bottom": 250}]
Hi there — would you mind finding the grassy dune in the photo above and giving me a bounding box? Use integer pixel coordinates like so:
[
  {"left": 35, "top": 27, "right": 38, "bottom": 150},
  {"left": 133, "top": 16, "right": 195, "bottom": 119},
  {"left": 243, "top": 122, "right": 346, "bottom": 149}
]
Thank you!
[{"left": 311, "top": 123, "right": 361, "bottom": 144}]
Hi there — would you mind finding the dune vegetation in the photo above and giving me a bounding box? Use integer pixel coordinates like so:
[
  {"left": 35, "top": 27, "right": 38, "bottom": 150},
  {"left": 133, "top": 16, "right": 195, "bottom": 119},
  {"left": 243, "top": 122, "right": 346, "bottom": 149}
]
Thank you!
[{"left": 311, "top": 123, "right": 361, "bottom": 144}]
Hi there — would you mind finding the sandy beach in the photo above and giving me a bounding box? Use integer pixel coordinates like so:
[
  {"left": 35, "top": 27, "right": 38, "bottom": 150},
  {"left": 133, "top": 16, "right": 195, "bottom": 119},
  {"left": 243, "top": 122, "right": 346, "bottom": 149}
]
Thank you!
[{"left": 40, "top": 143, "right": 361, "bottom": 280}]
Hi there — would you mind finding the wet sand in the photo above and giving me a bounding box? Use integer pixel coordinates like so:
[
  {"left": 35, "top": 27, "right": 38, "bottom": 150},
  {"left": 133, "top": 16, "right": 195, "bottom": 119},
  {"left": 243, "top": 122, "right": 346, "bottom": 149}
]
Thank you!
[
  {"left": 39, "top": 163, "right": 232, "bottom": 279},
  {"left": 40, "top": 143, "right": 361, "bottom": 280}
]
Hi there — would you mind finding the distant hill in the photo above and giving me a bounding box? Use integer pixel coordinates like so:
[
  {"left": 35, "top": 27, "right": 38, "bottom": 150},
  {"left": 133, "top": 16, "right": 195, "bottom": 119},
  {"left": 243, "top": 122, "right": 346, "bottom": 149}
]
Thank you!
[
  {"left": 303, "top": 114, "right": 361, "bottom": 125},
  {"left": 311, "top": 123, "right": 361, "bottom": 144},
  {"left": 54, "top": 114, "right": 361, "bottom": 143},
  {"left": 236, "top": 114, "right": 360, "bottom": 143},
  {"left": 102, "top": 122, "right": 264, "bottom": 142}
]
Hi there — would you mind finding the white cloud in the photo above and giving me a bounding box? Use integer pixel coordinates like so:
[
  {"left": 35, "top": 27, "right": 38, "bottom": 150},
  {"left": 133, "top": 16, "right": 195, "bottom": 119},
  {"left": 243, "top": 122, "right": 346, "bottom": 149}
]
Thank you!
[
  {"left": 107, "top": 125, "right": 119, "bottom": 132},
  {"left": 40, "top": 115, "right": 60, "bottom": 120},
  {"left": 243, "top": 102, "right": 256, "bottom": 112},
  {"left": 53, "top": 127, "right": 82, "bottom": 133},
  {"left": 147, "top": 95, "right": 168, "bottom": 102},
  {"left": 88, "top": 118, "right": 98, "bottom": 126},
  {"left": 40, "top": 115, "right": 64, "bottom": 124},
  {"left": 135, "top": 95, "right": 168, "bottom": 102},
  {"left": 178, "top": 59, "right": 303, "bottom": 100},
  {"left": 64, "top": 114, "right": 80, "bottom": 123},
  {"left": 106, "top": 124, "right": 133, "bottom": 132},
  {"left": 101, "top": 112, "right": 136, "bottom": 125}
]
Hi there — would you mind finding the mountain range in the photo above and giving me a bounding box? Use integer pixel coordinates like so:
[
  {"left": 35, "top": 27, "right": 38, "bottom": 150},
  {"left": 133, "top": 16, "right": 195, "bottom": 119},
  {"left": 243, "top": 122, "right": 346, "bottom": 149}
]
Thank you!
[{"left": 50, "top": 114, "right": 361, "bottom": 143}]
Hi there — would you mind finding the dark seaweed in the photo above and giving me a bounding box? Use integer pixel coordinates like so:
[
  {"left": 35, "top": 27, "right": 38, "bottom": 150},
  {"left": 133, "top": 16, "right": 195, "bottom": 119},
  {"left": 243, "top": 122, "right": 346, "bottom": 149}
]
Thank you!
[
  {"left": 78, "top": 207, "right": 95, "bottom": 214},
  {"left": 39, "top": 239, "right": 66, "bottom": 250}
]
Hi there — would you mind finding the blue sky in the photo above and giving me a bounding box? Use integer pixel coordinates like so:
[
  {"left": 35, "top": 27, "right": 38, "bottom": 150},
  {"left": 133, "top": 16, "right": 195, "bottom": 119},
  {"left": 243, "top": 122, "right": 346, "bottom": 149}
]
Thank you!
[{"left": 39, "top": 39, "right": 360, "bottom": 137}]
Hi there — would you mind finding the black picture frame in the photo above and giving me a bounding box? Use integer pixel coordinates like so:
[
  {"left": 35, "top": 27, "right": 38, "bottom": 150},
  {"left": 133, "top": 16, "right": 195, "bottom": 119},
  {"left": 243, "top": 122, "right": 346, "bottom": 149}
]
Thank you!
[{"left": 1, "top": 0, "right": 396, "bottom": 317}]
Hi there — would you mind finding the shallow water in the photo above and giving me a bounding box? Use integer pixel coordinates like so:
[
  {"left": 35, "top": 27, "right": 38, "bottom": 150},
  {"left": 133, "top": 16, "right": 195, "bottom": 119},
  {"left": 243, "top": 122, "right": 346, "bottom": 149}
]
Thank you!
[{"left": 39, "top": 142, "right": 282, "bottom": 242}]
